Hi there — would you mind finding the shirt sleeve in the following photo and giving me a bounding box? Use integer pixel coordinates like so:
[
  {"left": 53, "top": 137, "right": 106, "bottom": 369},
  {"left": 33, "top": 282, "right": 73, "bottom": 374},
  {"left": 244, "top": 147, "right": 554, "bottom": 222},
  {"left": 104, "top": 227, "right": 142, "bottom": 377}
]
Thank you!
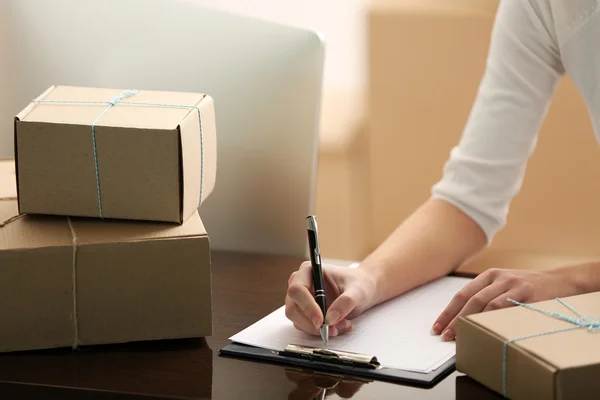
[{"left": 430, "top": 0, "right": 565, "bottom": 243}]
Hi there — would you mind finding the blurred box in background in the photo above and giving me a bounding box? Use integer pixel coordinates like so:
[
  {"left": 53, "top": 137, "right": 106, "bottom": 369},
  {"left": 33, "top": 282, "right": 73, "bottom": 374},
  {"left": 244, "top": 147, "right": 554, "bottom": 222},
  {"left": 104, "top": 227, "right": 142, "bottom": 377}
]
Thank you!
[
  {"left": 368, "top": 0, "right": 499, "bottom": 253},
  {"left": 315, "top": 88, "right": 371, "bottom": 261}
]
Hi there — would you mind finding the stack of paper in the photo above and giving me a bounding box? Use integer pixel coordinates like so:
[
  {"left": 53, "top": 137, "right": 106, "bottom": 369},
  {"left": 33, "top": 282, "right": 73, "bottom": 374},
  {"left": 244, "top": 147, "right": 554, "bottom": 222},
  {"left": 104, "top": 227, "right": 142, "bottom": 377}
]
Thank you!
[{"left": 230, "top": 276, "right": 471, "bottom": 374}]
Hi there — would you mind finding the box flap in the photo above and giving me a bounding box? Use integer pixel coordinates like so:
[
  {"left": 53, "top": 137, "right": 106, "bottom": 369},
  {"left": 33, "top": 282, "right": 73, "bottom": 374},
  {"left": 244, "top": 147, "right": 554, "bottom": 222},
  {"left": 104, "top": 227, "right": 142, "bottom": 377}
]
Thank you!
[
  {"left": 466, "top": 292, "right": 600, "bottom": 370},
  {"left": 72, "top": 211, "right": 207, "bottom": 245},
  {"left": 17, "top": 85, "right": 205, "bottom": 131}
]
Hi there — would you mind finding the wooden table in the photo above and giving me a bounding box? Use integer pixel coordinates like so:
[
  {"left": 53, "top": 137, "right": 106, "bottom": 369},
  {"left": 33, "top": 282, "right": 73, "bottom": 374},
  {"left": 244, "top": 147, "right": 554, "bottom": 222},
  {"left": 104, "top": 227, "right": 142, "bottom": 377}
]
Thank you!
[{"left": 0, "top": 251, "right": 502, "bottom": 399}]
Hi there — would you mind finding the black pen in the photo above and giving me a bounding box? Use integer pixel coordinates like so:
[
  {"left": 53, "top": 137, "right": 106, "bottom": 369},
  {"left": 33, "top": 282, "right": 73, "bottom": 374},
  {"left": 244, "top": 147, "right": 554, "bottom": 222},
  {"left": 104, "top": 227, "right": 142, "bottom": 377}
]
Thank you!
[{"left": 306, "top": 215, "right": 328, "bottom": 346}]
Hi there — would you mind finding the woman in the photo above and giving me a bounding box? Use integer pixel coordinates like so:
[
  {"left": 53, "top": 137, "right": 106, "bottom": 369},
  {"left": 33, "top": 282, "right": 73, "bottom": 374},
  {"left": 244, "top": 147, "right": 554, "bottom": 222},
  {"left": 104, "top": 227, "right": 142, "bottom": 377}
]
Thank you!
[{"left": 285, "top": 0, "right": 600, "bottom": 342}]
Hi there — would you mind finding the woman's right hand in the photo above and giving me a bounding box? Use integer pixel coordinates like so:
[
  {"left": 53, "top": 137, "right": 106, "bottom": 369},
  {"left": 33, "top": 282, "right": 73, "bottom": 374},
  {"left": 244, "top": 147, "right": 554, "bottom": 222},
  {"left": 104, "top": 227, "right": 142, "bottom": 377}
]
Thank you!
[{"left": 284, "top": 262, "right": 379, "bottom": 337}]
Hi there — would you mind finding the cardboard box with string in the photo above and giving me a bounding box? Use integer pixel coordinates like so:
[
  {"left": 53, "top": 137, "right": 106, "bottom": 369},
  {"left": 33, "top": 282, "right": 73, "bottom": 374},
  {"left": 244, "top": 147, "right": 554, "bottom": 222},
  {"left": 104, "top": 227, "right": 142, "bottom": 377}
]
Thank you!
[
  {"left": 0, "top": 85, "right": 216, "bottom": 353},
  {"left": 13, "top": 85, "right": 217, "bottom": 224},
  {"left": 456, "top": 292, "right": 600, "bottom": 399}
]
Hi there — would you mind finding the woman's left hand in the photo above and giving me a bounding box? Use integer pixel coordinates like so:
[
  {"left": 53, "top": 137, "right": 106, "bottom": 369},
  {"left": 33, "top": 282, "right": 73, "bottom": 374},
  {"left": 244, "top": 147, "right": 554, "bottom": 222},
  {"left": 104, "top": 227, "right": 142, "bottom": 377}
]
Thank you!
[{"left": 430, "top": 267, "right": 581, "bottom": 341}]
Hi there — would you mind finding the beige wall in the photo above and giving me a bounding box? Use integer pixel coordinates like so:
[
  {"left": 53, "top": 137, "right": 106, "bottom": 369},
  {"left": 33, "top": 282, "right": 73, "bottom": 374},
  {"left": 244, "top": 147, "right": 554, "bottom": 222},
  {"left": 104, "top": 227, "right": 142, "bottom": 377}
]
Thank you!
[
  {"left": 183, "top": 0, "right": 366, "bottom": 92},
  {"left": 0, "top": 4, "right": 12, "bottom": 156}
]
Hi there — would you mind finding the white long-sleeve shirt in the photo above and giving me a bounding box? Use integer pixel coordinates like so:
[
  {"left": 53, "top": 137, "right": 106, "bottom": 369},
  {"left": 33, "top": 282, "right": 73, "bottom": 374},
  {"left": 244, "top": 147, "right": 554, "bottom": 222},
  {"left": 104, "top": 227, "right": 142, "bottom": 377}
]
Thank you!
[{"left": 431, "top": 0, "right": 600, "bottom": 243}]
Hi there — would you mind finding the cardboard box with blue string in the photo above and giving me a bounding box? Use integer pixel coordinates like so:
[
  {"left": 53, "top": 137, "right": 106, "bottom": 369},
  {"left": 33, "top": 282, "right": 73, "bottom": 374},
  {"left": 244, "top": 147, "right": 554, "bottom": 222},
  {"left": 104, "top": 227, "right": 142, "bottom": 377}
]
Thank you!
[
  {"left": 456, "top": 292, "right": 600, "bottom": 399},
  {"left": 0, "top": 85, "right": 216, "bottom": 353},
  {"left": 13, "top": 85, "right": 217, "bottom": 224}
]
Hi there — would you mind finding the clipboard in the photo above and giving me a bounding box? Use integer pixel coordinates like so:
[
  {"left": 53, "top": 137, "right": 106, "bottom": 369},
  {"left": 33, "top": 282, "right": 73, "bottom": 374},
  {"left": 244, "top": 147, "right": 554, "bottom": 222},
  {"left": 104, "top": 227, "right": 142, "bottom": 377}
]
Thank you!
[
  {"left": 218, "top": 342, "right": 456, "bottom": 387},
  {"left": 219, "top": 275, "right": 473, "bottom": 388}
]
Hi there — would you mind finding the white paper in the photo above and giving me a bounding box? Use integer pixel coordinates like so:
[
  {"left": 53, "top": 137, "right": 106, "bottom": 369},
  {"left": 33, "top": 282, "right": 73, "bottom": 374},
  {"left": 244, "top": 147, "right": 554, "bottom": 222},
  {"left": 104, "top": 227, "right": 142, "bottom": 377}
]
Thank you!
[{"left": 230, "top": 275, "right": 472, "bottom": 373}]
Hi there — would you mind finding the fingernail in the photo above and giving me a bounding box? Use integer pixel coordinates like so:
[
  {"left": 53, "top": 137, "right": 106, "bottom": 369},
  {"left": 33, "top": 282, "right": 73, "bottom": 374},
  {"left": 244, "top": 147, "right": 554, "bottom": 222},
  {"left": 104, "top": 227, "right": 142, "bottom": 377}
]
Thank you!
[
  {"left": 330, "top": 326, "right": 338, "bottom": 336},
  {"left": 431, "top": 323, "right": 441, "bottom": 335},
  {"left": 341, "top": 319, "right": 352, "bottom": 331},
  {"left": 441, "top": 329, "right": 454, "bottom": 341},
  {"left": 326, "top": 311, "right": 340, "bottom": 326},
  {"left": 312, "top": 317, "right": 321, "bottom": 330}
]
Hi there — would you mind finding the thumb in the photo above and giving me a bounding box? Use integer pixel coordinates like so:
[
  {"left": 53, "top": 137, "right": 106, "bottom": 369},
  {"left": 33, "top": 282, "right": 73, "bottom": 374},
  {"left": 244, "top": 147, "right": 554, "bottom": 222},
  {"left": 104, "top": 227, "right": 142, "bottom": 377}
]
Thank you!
[{"left": 325, "top": 286, "right": 362, "bottom": 326}]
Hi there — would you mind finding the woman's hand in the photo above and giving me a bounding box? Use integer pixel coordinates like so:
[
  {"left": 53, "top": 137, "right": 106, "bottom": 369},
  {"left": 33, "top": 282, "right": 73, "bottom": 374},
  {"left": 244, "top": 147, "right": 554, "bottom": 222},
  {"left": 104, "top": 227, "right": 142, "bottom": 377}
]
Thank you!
[
  {"left": 431, "top": 267, "right": 583, "bottom": 341},
  {"left": 285, "top": 262, "right": 378, "bottom": 337}
]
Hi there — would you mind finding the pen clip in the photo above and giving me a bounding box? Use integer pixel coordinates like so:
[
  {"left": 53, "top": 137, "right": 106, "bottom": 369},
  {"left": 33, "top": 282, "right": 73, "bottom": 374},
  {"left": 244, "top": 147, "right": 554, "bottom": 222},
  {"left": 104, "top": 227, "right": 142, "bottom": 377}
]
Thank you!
[{"left": 279, "top": 344, "right": 381, "bottom": 370}]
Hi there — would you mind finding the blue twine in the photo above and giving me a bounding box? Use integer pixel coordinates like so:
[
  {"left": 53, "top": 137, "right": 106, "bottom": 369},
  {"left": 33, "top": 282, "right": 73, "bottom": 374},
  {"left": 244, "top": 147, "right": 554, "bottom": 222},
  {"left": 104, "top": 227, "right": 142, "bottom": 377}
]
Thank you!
[
  {"left": 31, "top": 90, "right": 205, "bottom": 218},
  {"left": 501, "top": 297, "right": 600, "bottom": 398}
]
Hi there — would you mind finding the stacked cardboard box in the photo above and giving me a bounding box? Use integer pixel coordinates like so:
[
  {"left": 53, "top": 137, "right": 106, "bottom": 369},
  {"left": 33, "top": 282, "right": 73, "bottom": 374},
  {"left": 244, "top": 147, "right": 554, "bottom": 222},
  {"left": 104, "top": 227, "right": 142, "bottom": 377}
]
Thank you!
[{"left": 0, "top": 85, "right": 217, "bottom": 353}]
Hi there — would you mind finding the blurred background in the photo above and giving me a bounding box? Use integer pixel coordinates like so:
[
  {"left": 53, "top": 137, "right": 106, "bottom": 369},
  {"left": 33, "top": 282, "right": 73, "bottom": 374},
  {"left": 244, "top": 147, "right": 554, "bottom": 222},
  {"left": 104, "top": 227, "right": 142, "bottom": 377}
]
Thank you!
[
  {"left": 3, "top": 0, "right": 599, "bottom": 269},
  {"left": 190, "top": 0, "right": 600, "bottom": 273}
]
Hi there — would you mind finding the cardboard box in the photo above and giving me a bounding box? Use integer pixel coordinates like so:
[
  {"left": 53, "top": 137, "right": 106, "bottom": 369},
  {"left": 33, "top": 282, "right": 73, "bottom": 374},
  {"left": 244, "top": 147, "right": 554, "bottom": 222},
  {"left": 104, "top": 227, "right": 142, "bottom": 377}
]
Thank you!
[
  {"left": 456, "top": 292, "right": 600, "bottom": 399},
  {"left": 0, "top": 160, "right": 212, "bottom": 353},
  {"left": 14, "top": 85, "right": 217, "bottom": 223}
]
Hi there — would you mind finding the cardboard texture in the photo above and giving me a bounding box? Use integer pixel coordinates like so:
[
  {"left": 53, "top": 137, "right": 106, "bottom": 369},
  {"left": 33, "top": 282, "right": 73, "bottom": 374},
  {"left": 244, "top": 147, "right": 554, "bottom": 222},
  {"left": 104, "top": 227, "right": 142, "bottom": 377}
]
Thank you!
[
  {"left": 14, "top": 85, "right": 217, "bottom": 224},
  {"left": 367, "top": 0, "right": 600, "bottom": 273},
  {"left": 0, "top": 160, "right": 212, "bottom": 353},
  {"left": 456, "top": 292, "right": 600, "bottom": 399}
]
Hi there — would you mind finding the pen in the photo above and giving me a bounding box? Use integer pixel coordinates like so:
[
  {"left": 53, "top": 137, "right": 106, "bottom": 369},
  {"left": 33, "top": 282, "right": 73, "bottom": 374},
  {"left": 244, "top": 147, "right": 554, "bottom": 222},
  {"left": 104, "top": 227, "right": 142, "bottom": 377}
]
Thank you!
[{"left": 306, "top": 215, "right": 328, "bottom": 346}]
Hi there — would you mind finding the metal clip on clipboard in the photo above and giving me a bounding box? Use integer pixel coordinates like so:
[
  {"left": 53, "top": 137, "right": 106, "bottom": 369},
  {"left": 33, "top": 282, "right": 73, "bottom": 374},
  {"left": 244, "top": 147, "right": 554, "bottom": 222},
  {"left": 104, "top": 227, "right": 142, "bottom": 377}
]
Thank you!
[{"left": 278, "top": 344, "right": 381, "bottom": 370}]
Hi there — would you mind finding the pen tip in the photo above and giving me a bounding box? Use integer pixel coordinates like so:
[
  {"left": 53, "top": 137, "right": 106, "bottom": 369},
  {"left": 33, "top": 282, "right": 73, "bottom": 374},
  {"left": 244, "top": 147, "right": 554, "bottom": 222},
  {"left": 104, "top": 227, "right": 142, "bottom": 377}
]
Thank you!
[
  {"left": 320, "top": 325, "right": 329, "bottom": 346},
  {"left": 307, "top": 215, "right": 317, "bottom": 231}
]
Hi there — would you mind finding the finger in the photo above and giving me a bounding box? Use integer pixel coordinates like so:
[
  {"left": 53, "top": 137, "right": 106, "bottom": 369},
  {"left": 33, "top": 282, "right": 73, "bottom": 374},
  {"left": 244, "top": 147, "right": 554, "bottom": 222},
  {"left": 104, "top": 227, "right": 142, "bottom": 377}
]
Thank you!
[
  {"left": 325, "top": 286, "right": 364, "bottom": 326},
  {"left": 293, "top": 318, "right": 321, "bottom": 336},
  {"left": 431, "top": 269, "right": 497, "bottom": 335},
  {"left": 483, "top": 290, "right": 523, "bottom": 312},
  {"left": 285, "top": 296, "right": 321, "bottom": 335},
  {"left": 332, "top": 318, "right": 353, "bottom": 336},
  {"left": 287, "top": 266, "right": 323, "bottom": 327},
  {"left": 323, "top": 269, "right": 341, "bottom": 309},
  {"left": 440, "top": 283, "right": 509, "bottom": 341},
  {"left": 289, "top": 261, "right": 312, "bottom": 287},
  {"left": 287, "top": 270, "right": 298, "bottom": 286}
]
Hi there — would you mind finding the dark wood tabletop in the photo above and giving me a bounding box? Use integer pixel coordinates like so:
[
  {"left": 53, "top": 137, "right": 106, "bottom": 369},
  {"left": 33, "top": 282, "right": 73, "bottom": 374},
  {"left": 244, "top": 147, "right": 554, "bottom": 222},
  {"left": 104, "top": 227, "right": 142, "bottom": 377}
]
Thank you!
[{"left": 0, "top": 251, "right": 502, "bottom": 399}]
